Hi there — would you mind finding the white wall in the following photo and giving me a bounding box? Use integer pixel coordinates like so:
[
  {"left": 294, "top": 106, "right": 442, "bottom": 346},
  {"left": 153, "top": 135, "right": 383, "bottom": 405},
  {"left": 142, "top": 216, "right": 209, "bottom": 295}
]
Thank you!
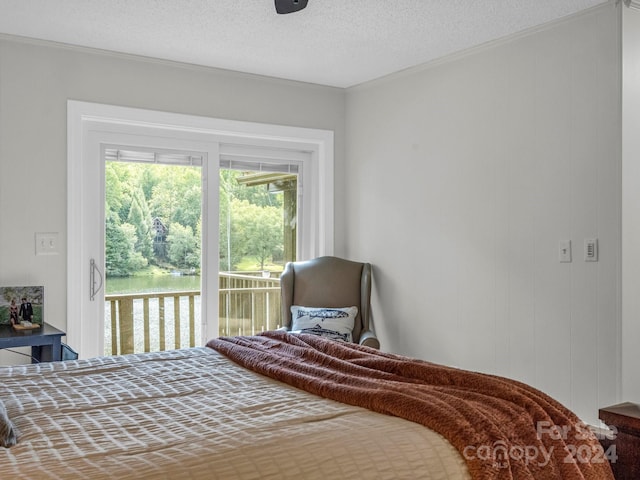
[
  {"left": 0, "top": 36, "right": 345, "bottom": 364},
  {"left": 622, "top": 7, "right": 640, "bottom": 403},
  {"left": 344, "top": 4, "right": 621, "bottom": 424},
  {"left": 0, "top": 4, "right": 629, "bottom": 426}
]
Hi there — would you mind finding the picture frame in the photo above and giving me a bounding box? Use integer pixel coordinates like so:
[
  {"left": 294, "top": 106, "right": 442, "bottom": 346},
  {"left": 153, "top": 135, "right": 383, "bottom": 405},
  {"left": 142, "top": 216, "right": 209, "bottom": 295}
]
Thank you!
[{"left": 0, "top": 286, "right": 44, "bottom": 326}]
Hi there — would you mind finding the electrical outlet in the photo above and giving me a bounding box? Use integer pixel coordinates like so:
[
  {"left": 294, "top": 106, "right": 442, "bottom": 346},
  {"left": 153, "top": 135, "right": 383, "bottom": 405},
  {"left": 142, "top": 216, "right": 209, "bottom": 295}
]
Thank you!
[
  {"left": 35, "top": 232, "right": 59, "bottom": 255},
  {"left": 585, "top": 238, "right": 598, "bottom": 262}
]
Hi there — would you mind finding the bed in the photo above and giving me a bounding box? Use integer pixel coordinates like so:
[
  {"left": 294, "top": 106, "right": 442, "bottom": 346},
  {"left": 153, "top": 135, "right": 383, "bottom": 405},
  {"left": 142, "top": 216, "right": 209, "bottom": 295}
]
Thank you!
[{"left": 0, "top": 331, "right": 613, "bottom": 480}]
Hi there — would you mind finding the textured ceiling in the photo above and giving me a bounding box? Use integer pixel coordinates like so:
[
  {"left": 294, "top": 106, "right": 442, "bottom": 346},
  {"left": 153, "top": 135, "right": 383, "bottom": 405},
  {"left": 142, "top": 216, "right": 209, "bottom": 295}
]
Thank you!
[{"left": 0, "top": 0, "right": 610, "bottom": 88}]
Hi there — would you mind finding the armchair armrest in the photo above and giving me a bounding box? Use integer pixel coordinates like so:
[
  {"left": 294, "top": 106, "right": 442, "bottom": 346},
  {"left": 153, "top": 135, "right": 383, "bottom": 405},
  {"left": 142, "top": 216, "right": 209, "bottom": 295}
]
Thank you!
[{"left": 358, "top": 330, "right": 380, "bottom": 349}]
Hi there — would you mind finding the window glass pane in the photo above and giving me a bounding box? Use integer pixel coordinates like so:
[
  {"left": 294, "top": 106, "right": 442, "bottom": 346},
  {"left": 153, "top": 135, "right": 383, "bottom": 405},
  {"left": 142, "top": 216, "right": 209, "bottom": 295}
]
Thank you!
[
  {"left": 219, "top": 168, "right": 298, "bottom": 336},
  {"left": 104, "top": 161, "right": 202, "bottom": 355}
]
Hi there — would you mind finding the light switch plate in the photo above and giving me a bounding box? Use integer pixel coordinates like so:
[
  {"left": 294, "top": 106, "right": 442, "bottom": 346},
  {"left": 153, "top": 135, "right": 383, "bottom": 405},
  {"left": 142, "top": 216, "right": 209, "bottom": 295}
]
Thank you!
[
  {"left": 35, "top": 232, "right": 59, "bottom": 255},
  {"left": 559, "top": 240, "right": 572, "bottom": 263}
]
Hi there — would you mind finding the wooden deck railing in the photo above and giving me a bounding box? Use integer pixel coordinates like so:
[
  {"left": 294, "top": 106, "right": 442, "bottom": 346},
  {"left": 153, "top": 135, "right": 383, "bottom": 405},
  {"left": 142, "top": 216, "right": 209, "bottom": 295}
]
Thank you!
[
  {"left": 218, "top": 272, "right": 281, "bottom": 337},
  {"left": 105, "top": 273, "right": 281, "bottom": 355}
]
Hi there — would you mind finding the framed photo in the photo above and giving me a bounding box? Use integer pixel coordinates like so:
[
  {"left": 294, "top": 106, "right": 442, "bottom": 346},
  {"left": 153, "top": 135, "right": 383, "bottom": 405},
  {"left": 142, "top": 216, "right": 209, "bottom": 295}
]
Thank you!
[{"left": 0, "top": 286, "right": 44, "bottom": 326}]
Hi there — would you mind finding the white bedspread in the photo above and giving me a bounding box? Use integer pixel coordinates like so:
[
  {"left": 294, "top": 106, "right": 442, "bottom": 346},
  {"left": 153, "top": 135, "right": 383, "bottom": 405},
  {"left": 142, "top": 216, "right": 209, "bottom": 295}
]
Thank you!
[{"left": 0, "top": 347, "right": 470, "bottom": 479}]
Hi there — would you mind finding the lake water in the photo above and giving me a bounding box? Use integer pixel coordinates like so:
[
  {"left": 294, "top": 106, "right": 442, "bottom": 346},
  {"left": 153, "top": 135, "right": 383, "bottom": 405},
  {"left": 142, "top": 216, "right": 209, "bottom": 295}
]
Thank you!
[
  {"left": 106, "top": 275, "right": 201, "bottom": 294},
  {"left": 105, "top": 275, "right": 203, "bottom": 355}
]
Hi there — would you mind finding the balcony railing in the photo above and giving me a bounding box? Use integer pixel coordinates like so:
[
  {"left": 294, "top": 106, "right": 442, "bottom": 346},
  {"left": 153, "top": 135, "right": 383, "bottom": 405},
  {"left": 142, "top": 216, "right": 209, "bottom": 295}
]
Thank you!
[
  {"left": 219, "top": 272, "right": 282, "bottom": 337},
  {"left": 105, "top": 272, "right": 281, "bottom": 356}
]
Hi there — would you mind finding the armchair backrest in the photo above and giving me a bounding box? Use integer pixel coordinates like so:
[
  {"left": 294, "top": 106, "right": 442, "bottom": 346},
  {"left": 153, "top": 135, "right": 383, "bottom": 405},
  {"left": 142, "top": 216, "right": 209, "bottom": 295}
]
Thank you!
[{"left": 280, "top": 256, "right": 372, "bottom": 344}]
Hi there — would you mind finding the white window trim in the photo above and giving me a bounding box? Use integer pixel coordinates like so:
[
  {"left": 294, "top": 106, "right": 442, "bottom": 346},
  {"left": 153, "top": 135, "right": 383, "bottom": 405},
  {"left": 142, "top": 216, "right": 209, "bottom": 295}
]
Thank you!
[{"left": 67, "top": 100, "right": 334, "bottom": 357}]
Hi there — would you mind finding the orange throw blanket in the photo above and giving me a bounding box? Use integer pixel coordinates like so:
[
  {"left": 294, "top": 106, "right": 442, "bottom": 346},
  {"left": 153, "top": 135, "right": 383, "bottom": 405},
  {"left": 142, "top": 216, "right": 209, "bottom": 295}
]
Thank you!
[{"left": 207, "top": 332, "right": 614, "bottom": 480}]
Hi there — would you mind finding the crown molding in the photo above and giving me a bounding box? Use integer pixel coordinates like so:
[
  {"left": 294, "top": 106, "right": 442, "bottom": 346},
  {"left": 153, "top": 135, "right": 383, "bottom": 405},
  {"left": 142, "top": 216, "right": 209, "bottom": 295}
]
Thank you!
[{"left": 624, "top": 0, "right": 640, "bottom": 10}]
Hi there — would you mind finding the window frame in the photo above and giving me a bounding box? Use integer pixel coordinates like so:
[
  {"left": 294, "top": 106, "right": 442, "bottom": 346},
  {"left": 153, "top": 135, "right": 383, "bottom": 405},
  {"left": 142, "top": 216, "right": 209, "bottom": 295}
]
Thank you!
[{"left": 67, "top": 101, "right": 334, "bottom": 358}]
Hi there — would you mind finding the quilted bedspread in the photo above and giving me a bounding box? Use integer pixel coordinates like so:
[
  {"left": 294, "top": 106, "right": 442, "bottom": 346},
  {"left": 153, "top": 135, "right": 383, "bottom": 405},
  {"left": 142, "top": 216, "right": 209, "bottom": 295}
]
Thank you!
[
  {"left": 0, "top": 346, "right": 469, "bottom": 479},
  {"left": 208, "top": 332, "right": 614, "bottom": 480}
]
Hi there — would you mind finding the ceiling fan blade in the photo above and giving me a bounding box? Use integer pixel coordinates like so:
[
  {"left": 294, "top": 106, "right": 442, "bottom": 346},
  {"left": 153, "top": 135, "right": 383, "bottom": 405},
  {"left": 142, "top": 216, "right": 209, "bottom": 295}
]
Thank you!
[{"left": 275, "top": 0, "right": 308, "bottom": 14}]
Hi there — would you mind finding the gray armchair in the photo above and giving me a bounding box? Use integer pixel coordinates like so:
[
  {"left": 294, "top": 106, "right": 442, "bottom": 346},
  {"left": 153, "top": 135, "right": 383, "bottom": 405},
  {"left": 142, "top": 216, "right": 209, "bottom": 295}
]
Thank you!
[{"left": 280, "top": 256, "right": 380, "bottom": 349}]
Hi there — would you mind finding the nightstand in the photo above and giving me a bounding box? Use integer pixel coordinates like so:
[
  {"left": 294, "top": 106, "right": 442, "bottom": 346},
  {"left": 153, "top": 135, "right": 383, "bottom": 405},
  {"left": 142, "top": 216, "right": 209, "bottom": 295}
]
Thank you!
[
  {"left": 0, "top": 323, "right": 66, "bottom": 362},
  {"left": 599, "top": 402, "right": 640, "bottom": 480}
]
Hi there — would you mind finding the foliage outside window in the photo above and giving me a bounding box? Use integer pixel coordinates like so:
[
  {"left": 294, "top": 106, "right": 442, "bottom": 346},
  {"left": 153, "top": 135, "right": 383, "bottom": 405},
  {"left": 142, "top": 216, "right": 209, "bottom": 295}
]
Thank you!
[{"left": 105, "top": 163, "right": 292, "bottom": 278}]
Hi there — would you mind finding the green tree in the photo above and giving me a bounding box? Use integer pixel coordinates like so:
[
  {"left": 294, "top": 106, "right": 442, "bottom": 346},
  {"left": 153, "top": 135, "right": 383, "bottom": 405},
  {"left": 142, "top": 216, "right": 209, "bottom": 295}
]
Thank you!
[
  {"left": 150, "top": 166, "right": 201, "bottom": 233},
  {"left": 127, "top": 186, "right": 153, "bottom": 260},
  {"left": 105, "top": 162, "right": 290, "bottom": 275},
  {"left": 219, "top": 171, "right": 237, "bottom": 270},
  {"left": 139, "top": 166, "right": 159, "bottom": 202},
  {"left": 220, "top": 169, "right": 283, "bottom": 208},
  {"left": 219, "top": 170, "right": 286, "bottom": 270},
  {"left": 105, "top": 212, "right": 147, "bottom": 276},
  {"left": 173, "top": 183, "right": 202, "bottom": 234},
  {"left": 105, "top": 163, "right": 124, "bottom": 219},
  {"left": 107, "top": 162, "right": 203, "bottom": 272},
  {"left": 167, "top": 223, "right": 200, "bottom": 269},
  {"left": 107, "top": 162, "right": 136, "bottom": 223},
  {"left": 232, "top": 199, "right": 283, "bottom": 270}
]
